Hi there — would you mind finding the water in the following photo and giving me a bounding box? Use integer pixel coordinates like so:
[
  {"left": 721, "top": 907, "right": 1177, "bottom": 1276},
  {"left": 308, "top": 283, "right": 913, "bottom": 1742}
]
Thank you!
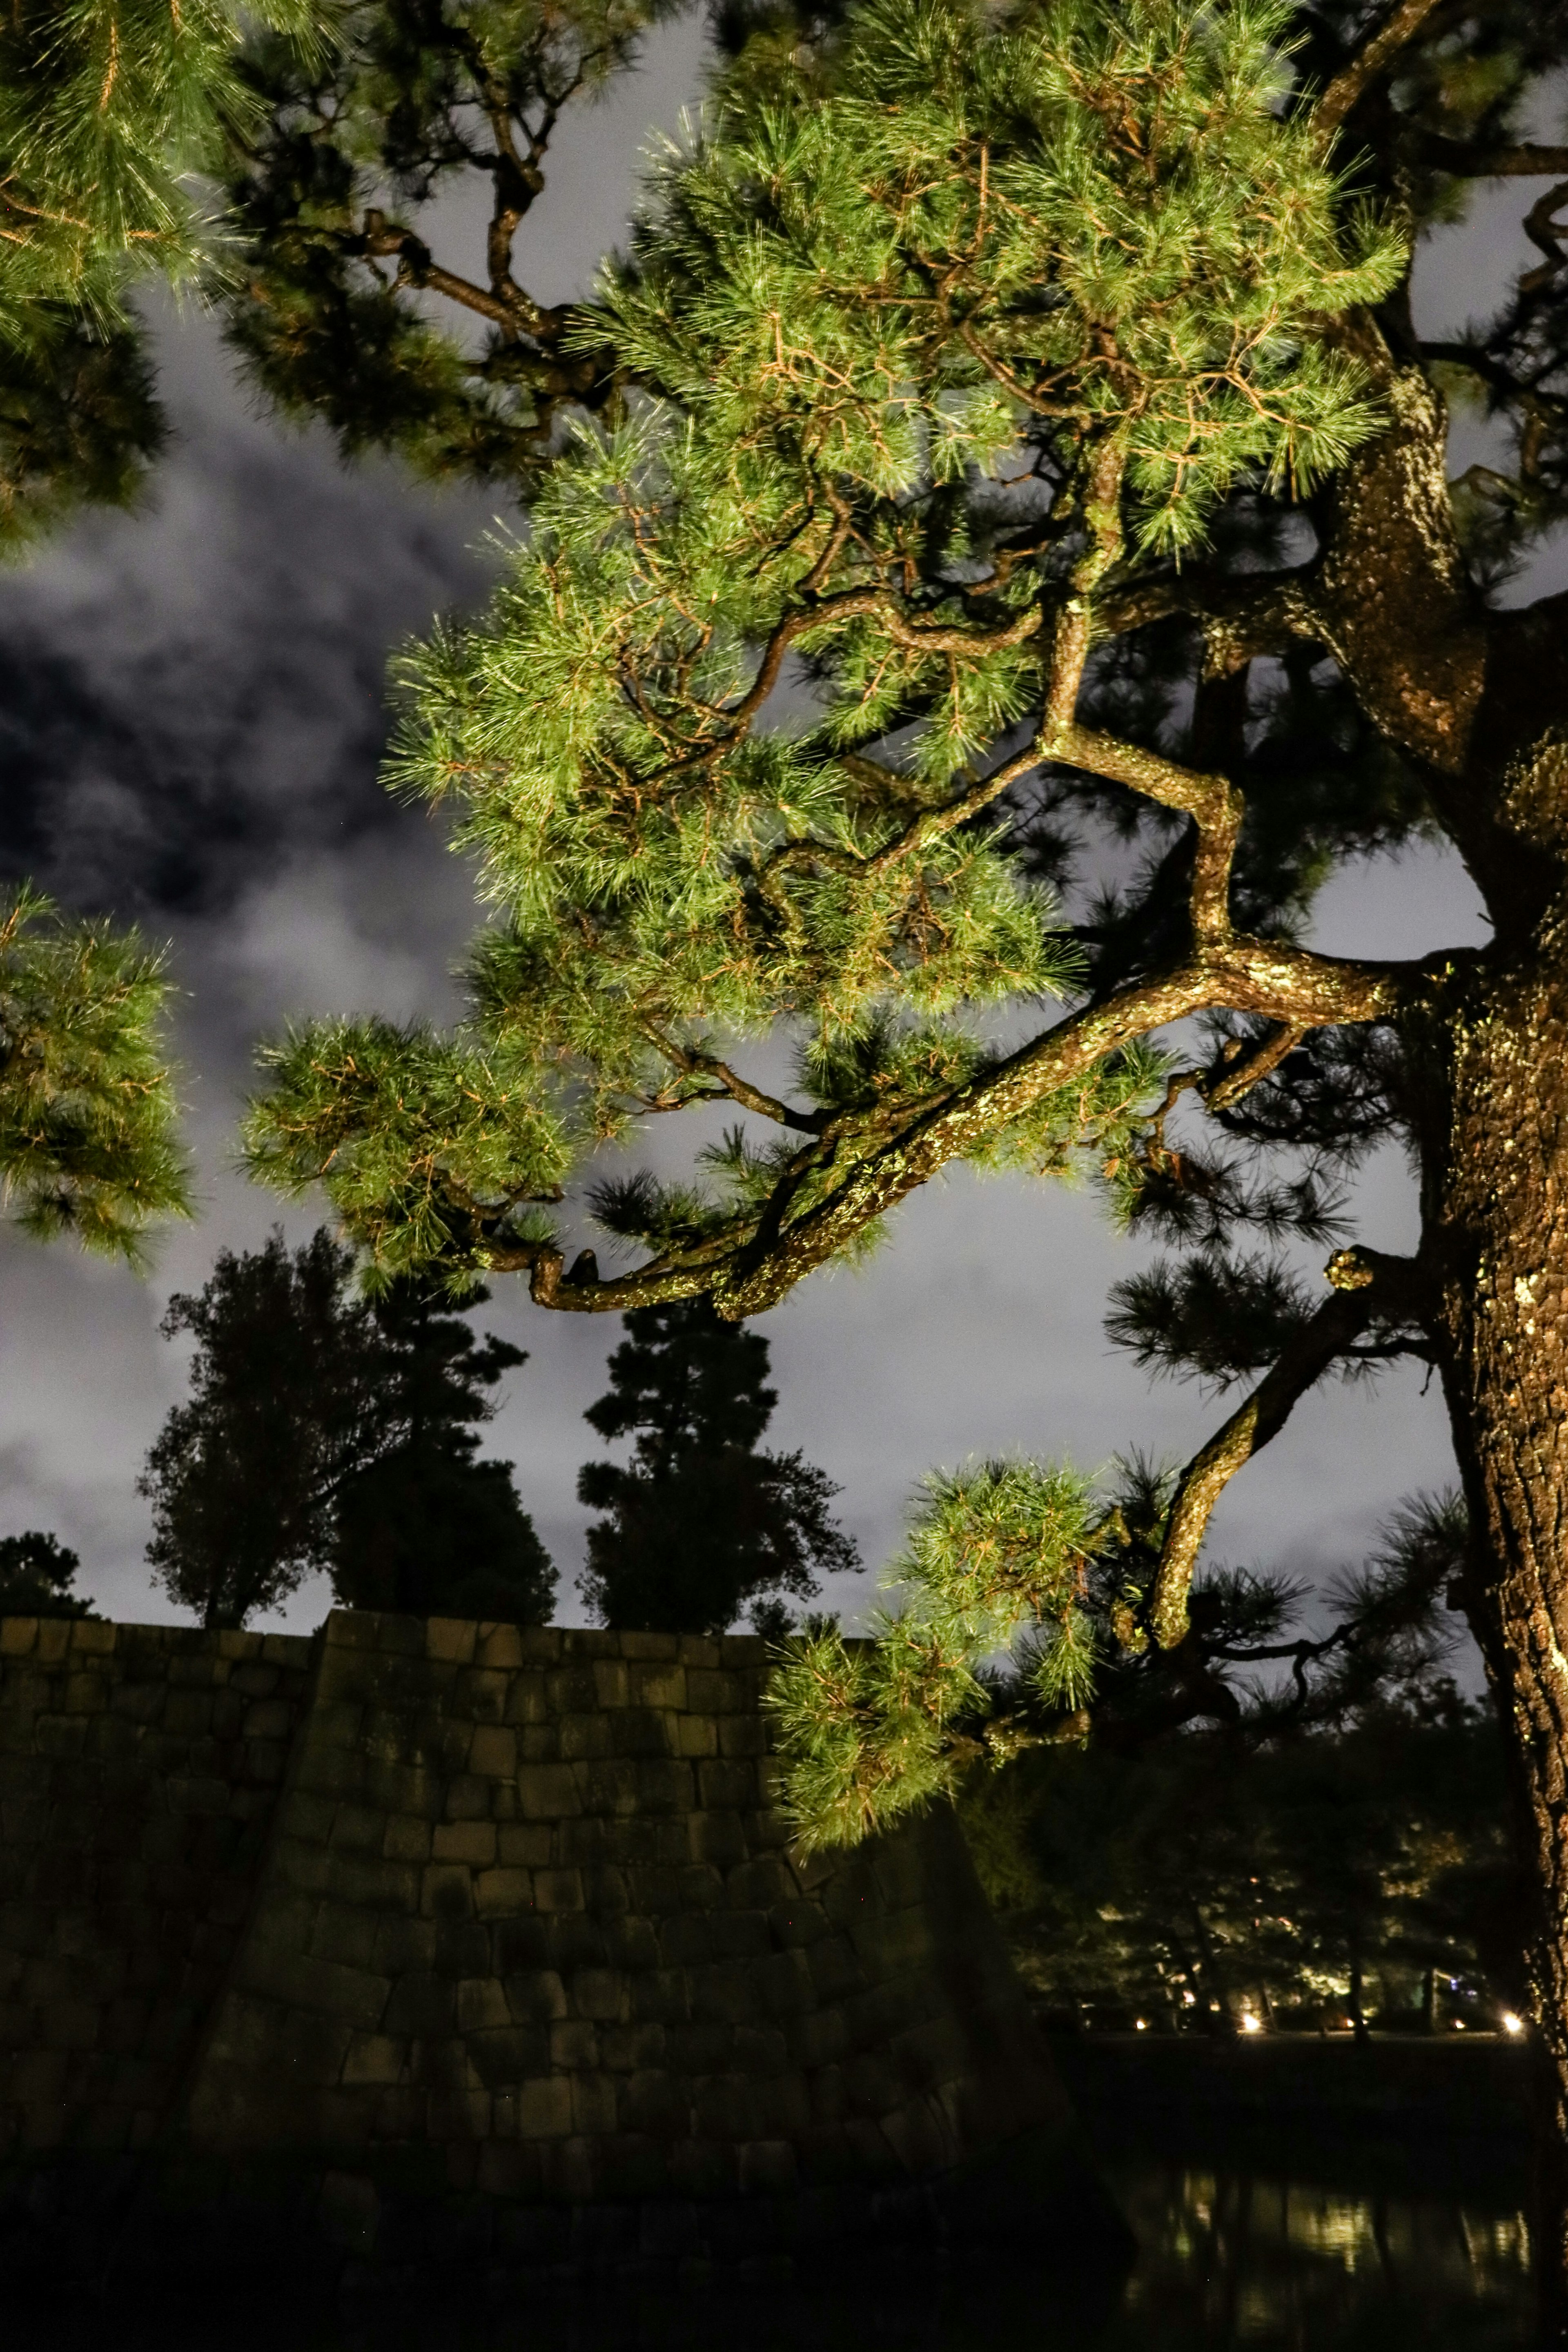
[{"left": 29, "top": 2155, "right": 1535, "bottom": 2352}]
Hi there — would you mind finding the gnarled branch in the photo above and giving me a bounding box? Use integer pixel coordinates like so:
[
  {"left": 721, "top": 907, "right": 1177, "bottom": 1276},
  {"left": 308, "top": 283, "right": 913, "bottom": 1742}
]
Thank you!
[{"left": 1147, "top": 1245, "right": 1429, "bottom": 1648}]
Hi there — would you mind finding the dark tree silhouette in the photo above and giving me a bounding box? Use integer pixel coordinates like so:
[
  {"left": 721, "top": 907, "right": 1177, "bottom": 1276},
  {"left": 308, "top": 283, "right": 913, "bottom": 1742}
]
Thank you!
[
  {"left": 140, "top": 1228, "right": 552, "bottom": 1626},
  {"left": 577, "top": 1298, "right": 857, "bottom": 1633},
  {"left": 0, "top": 1531, "right": 94, "bottom": 1620}
]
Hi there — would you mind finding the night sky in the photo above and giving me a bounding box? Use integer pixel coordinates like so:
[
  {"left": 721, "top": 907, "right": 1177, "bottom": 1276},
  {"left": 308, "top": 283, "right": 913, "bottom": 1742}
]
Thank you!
[{"left": 0, "top": 22, "right": 1553, "bottom": 1646}]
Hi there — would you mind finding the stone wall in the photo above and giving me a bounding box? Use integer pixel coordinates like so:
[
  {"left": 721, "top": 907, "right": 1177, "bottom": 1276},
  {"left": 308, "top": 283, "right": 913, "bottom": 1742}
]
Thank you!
[
  {"left": 0, "top": 1618, "right": 314, "bottom": 2163},
  {"left": 0, "top": 1610, "right": 1109, "bottom": 2288}
]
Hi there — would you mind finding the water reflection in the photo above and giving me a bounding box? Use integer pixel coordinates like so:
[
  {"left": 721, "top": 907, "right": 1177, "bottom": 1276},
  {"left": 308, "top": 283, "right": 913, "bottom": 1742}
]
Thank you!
[
  {"left": 1101, "top": 2160, "right": 1533, "bottom": 2348},
  {"left": 29, "top": 2159, "right": 1535, "bottom": 2352}
]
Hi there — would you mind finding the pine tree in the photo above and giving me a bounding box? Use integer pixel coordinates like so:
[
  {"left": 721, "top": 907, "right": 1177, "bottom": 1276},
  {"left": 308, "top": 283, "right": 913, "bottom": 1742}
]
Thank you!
[
  {"left": 0, "top": 1531, "right": 96, "bottom": 1619},
  {"left": 230, "top": 0, "right": 1568, "bottom": 2303},
  {"left": 577, "top": 1297, "right": 856, "bottom": 1632},
  {"left": 0, "top": 0, "right": 316, "bottom": 553},
  {"left": 141, "top": 1227, "right": 553, "bottom": 1626},
  {"left": 0, "top": 885, "right": 189, "bottom": 1263},
  {"left": 330, "top": 1274, "right": 555, "bottom": 1622}
]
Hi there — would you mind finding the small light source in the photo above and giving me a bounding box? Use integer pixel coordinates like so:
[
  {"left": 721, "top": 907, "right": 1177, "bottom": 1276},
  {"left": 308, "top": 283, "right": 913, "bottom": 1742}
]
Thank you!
[
  {"left": 1502, "top": 2012, "right": 1525, "bottom": 2036},
  {"left": 1240, "top": 2013, "right": 1263, "bottom": 2035},
  {"left": 1135, "top": 2018, "right": 1147, "bottom": 2031}
]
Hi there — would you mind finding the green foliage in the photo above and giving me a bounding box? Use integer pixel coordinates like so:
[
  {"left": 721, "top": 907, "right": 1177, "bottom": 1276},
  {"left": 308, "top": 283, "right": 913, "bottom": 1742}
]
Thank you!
[
  {"left": 773, "top": 1470, "right": 1465, "bottom": 1853},
  {"left": 0, "top": 1530, "right": 96, "bottom": 1620},
  {"left": 0, "top": 885, "right": 190, "bottom": 1265},
  {"left": 768, "top": 1457, "right": 1107, "bottom": 1851},
  {"left": 141, "top": 1225, "right": 552, "bottom": 1626},
  {"left": 247, "top": 0, "right": 1396, "bottom": 1292},
  {"left": 577, "top": 1296, "right": 857, "bottom": 1630},
  {"left": 0, "top": 0, "right": 316, "bottom": 554},
  {"left": 220, "top": 0, "right": 685, "bottom": 480},
  {"left": 245, "top": 1016, "right": 570, "bottom": 1283}
]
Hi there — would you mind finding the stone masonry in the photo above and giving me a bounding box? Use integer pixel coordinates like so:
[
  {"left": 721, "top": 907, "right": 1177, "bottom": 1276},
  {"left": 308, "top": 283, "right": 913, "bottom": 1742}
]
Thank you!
[{"left": 0, "top": 1609, "right": 1102, "bottom": 2286}]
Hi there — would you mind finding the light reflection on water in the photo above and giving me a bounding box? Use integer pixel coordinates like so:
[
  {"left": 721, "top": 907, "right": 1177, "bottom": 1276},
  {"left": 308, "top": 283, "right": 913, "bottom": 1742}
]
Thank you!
[
  {"left": 1098, "top": 2160, "right": 1533, "bottom": 2349},
  {"left": 30, "top": 2160, "right": 1535, "bottom": 2352}
]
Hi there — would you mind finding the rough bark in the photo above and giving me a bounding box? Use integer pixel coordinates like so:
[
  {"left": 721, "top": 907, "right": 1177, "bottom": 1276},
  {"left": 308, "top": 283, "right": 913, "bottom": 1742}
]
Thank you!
[{"left": 1413, "top": 924, "right": 1568, "bottom": 2342}]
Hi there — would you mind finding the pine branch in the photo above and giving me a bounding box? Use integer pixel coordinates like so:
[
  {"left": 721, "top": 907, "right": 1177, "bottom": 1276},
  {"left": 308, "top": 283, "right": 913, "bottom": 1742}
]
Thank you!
[
  {"left": 1311, "top": 0, "right": 1448, "bottom": 151},
  {"left": 1148, "top": 1246, "right": 1429, "bottom": 1650}
]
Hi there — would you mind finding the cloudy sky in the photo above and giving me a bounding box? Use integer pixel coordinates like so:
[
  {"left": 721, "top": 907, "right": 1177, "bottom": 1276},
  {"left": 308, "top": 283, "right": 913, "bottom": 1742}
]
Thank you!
[{"left": 0, "top": 22, "right": 1555, "bottom": 1644}]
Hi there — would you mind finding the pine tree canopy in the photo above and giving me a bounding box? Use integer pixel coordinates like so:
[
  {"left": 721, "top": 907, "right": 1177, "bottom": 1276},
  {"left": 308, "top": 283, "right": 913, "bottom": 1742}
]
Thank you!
[
  {"left": 0, "top": 0, "right": 315, "bottom": 550},
  {"left": 0, "top": 885, "right": 189, "bottom": 1263},
  {"left": 233, "top": 0, "right": 1568, "bottom": 1870}
]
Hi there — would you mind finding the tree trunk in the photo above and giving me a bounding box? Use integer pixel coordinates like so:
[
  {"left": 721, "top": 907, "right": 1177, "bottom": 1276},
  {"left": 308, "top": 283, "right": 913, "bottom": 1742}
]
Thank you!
[
  {"left": 1348, "top": 1942, "right": 1368, "bottom": 2046},
  {"left": 1417, "top": 916, "right": 1568, "bottom": 2340}
]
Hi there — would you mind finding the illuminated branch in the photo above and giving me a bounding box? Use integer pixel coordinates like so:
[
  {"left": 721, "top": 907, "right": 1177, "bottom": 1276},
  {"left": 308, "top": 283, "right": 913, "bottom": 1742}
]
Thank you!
[
  {"left": 1147, "top": 1245, "right": 1429, "bottom": 1650},
  {"left": 1311, "top": 0, "right": 1446, "bottom": 152}
]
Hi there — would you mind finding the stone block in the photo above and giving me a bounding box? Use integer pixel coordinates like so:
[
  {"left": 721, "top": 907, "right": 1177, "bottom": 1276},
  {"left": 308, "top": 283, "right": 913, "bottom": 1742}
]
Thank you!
[
  {"left": 519, "top": 1724, "right": 559, "bottom": 1762},
  {"left": 731, "top": 2024, "right": 788, "bottom": 2078},
  {"left": 549, "top": 2017, "right": 599, "bottom": 2069},
  {"left": 36, "top": 1620, "right": 72, "bottom": 1665},
  {"left": 673, "top": 1714, "right": 718, "bottom": 1760},
  {"left": 688, "top": 1811, "right": 748, "bottom": 1869},
  {"left": 329, "top": 1801, "right": 389, "bottom": 1855},
  {"left": 580, "top": 1862, "right": 629, "bottom": 1916},
  {"left": 421, "top": 1864, "right": 475, "bottom": 1922},
  {"left": 546, "top": 1664, "right": 599, "bottom": 1714},
  {"left": 443, "top": 1773, "right": 491, "bottom": 1822},
  {"left": 504, "top": 1673, "right": 549, "bottom": 1726},
  {"left": 617, "top": 1632, "right": 679, "bottom": 1664},
  {"left": 711, "top": 1910, "right": 773, "bottom": 1964},
  {"left": 455, "top": 1668, "right": 510, "bottom": 1725},
  {"left": 371, "top": 1914, "right": 438, "bottom": 1976},
  {"left": 676, "top": 1635, "right": 722, "bottom": 1669},
  {"left": 533, "top": 1868, "right": 584, "bottom": 1913},
  {"left": 472, "top": 1865, "right": 530, "bottom": 1918},
  {"left": 0, "top": 1619, "right": 37, "bottom": 1656},
  {"left": 243, "top": 1700, "right": 294, "bottom": 1741},
  {"left": 627, "top": 1662, "right": 687, "bottom": 1711},
  {"left": 691, "top": 2074, "right": 755, "bottom": 2141},
  {"left": 497, "top": 1822, "right": 553, "bottom": 1869},
  {"left": 517, "top": 2074, "right": 573, "bottom": 2139},
  {"left": 621, "top": 2066, "right": 690, "bottom": 2138},
  {"left": 343, "top": 2032, "right": 408, "bottom": 2087},
  {"left": 474, "top": 1622, "right": 526, "bottom": 1670},
  {"left": 568, "top": 1967, "right": 626, "bottom": 2023},
  {"left": 604, "top": 1915, "right": 660, "bottom": 1971},
  {"left": 428, "top": 2085, "right": 492, "bottom": 2140},
  {"left": 383, "top": 1813, "right": 433, "bottom": 1865},
  {"left": 491, "top": 1913, "right": 552, "bottom": 1973},
  {"left": 243, "top": 1947, "right": 392, "bottom": 2032},
  {"left": 689, "top": 1960, "right": 759, "bottom": 2026},
  {"left": 559, "top": 1712, "right": 612, "bottom": 1762},
  {"left": 657, "top": 1911, "right": 713, "bottom": 1969},
  {"left": 630, "top": 1968, "right": 691, "bottom": 2025},
  {"left": 382, "top": 1973, "right": 456, "bottom": 2038},
  {"left": 324, "top": 1853, "right": 421, "bottom": 1913},
  {"left": 455, "top": 1976, "right": 511, "bottom": 2032},
  {"left": 433, "top": 1821, "right": 497, "bottom": 1868},
  {"left": 467, "top": 1725, "right": 517, "bottom": 1778},
  {"left": 424, "top": 1618, "right": 477, "bottom": 1666},
  {"left": 571, "top": 2071, "right": 619, "bottom": 2136},
  {"left": 790, "top": 2005, "right": 850, "bottom": 2070},
  {"left": 312, "top": 1901, "right": 384, "bottom": 1974},
  {"left": 503, "top": 1967, "right": 567, "bottom": 2024},
  {"left": 433, "top": 1916, "right": 492, "bottom": 1980},
  {"left": 517, "top": 1763, "right": 581, "bottom": 1820},
  {"left": 599, "top": 2019, "right": 667, "bottom": 2072},
  {"left": 717, "top": 1712, "right": 769, "bottom": 1758},
  {"left": 807, "top": 1933, "right": 863, "bottom": 2002}
]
